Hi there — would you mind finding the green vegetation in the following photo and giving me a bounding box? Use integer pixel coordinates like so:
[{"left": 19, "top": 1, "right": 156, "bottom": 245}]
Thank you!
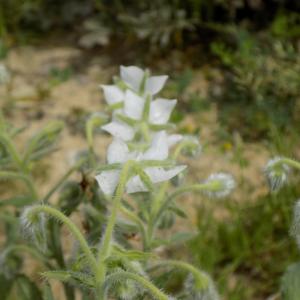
[
  {"left": 191, "top": 185, "right": 300, "bottom": 299},
  {"left": 0, "top": 1, "right": 300, "bottom": 299}
]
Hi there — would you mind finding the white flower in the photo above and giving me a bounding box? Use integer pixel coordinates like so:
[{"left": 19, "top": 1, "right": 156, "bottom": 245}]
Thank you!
[
  {"left": 167, "top": 134, "right": 183, "bottom": 147},
  {"left": 100, "top": 65, "right": 168, "bottom": 108},
  {"left": 265, "top": 156, "right": 290, "bottom": 192},
  {"left": 102, "top": 120, "right": 135, "bottom": 141},
  {"left": 102, "top": 89, "right": 177, "bottom": 141},
  {"left": 101, "top": 84, "right": 124, "bottom": 106},
  {"left": 95, "top": 131, "right": 186, "bottom": 195},
  {"left": 203, "top": 173, "right": 235, "bottom": 198},
  {"left": 120, "top": 65, "right": 168, "bottom": 95}
]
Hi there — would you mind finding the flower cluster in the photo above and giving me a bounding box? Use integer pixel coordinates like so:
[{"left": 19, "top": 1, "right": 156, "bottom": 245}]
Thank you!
[
  {"left": 96, "top": 66, "right": 186, "bottom": 195},
  {"left": 101, "top": 66, "right": 177, "bottom": 141},
  {"left": 6, "top": 65, "right": 238, "bottom": 300}
]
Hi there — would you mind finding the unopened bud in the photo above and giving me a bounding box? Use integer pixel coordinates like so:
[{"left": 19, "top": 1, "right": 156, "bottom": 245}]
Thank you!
[{"left": 203, "top": 173, "right": 235, "bottom": 198}]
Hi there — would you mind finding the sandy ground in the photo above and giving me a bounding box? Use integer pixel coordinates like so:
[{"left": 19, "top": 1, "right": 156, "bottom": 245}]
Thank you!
[{"left": 0, "top": 44, "right": 273, "bottom": 299}]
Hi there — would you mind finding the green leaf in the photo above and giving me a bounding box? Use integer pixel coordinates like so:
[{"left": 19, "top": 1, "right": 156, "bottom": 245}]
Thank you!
[
  {"left": 281, "top": 262, "right": 300, "bottom": 300},
  {"left": 152, "top": 232, "right": 196, "bottom": 248},
  {"left": 0, "top": 195, "right": 34, "bottom": 207},
  {"left": 24, "top": 120, "right": 64, "bottom": 162},
  {"left": 112, "top": 244, "right": 156, "bottom": 261},
  {"left": 42, "top": 282, "right": 54, "bottom": 300},
  {"left": 168, "top": 232, "right": 195, "bottom": 245},
  {"left": 0, "top": 273, "right": 14, "bottom": 299},
  {"left": 15, "top": 275, "right": 43, "bottom": 300},
  {"left": 58, "top": 181, "right": 83, "bottom": 216},
  {"left": 41, "top": 270, "right": 94, "bottom": 289},
  {"left": 169, "top": 204, "right": 187, "bottom": 218},
  {"left": 41, "top": 271, "right": 72, "bottom": 282}
]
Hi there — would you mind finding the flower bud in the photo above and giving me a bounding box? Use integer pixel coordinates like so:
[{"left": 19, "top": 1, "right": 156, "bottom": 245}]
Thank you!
[
  {"left": 20, "top": 206, "right": 48, "bottom": 253},
  {"left": 265, "top": 157, "right": 289, "bottom": 192},
  {"left": 109, "top": 268, "right": 143, "bottom": 300},
  {"left": 184, "top": 273, "right": 220, "bottom": 300},
  {"left": 203, "top": 173, "right": 235, "bottom": 198},
  {"left": 157, "top": 210, "right": 175, "bottom": 229},
  {"left": 117, "top": 278, "right": 140, "bottom": 300},
  {"left": 179, "top": 135, "right": 202, "bottom": 158}
]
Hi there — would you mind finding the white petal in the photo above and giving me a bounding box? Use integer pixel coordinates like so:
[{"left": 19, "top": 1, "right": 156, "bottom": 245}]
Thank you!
[
  {"left": 102, "top": 121, "right": 135, "bottom": 141},
  {"left": 167, "top": 134, "right": 183, "bottom": 147},
  {"left": 123, "top": 90, "right": 145, "bottom": 120},
  {"left": 145, "top": 75, "right": 168, "bottom": 95},
  {"left": 126, "top": 175, "right": 148, "bottom": 193},
  {"left": 95, "top": 170, "right": 120, "bottom": 195},
  {"left": 149, "top": 99, "right": 177, "bottom": 124},
  {"left": 120, "top": 65, "right": 144, "bottom": 92},
  {"left": 101, "top": 85, "right": 124, "bottom": 105},
  {"left": 145, "top": 165, "right": 186, "bottom": 183},
  {"left": 142, "top": 131, "right": 168, "bottom": 160},
  {"left": 107, "top": 139, "right": 130, "bottom": 164}
]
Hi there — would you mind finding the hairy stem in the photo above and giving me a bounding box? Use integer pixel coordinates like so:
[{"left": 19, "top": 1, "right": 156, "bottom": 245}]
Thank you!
[
  {"left": 151, "top": 259, "right": 209, "bottom": 289},
  {"left": 167, "top": 183, "right": 212, "bottom": 200},
  {"left": 96, "top": 161, "right": 133, "bottom": 285},
  {"left": 104, "top": 271, "right": 169, "bottom": 300},
  {"left": 145, "top": 183, "right": 212, "bottom": 251},
  {"left": 145, "top": 181, "right": 169, "bottom": 251},
  {"left": 26, "top": 205, "right": 97, "bottom": 274},
  {"left": 281, "top": 157, "right": 300, "bottom": 171}
]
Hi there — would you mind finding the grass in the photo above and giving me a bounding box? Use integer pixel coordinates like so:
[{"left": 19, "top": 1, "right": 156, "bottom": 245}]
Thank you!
[{"left": 190, "top": 182, "right": 300, "bottom": 299}]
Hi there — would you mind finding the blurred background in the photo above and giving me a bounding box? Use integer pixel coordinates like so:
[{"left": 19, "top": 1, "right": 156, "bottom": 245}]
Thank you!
[{"left": 0, "top": 1, "right": 300, "bottom": 299}]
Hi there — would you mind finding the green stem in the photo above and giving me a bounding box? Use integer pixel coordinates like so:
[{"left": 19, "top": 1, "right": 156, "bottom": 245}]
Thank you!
[
  {"left": 49, "top": 221, "right": 75, "bottom": 300},
  {"left": 142, "top": 94, "right": 151, "bottom": 120},
  {"left": 86, "top": 114, "right": 107, "bottom": 165},
  {"left": 104, "top": 271, "right": 169, "bottom": 300},
  {"left": 145, "top": 181, "right": 169, "bottom": 251},
  {"left": 145, "top": 183, "right": 212, "bottom": 251},
  {"left": 96, "top": 161, "right": 133, "bottom": 283},
  {"left": 140, "top": 122, "right": 151, "bottom": 143},
  {"left": 156, "top": 183, "right": 213, "bottom": 224},
  {"left": 167, "top": 183, "right": 212, "bottom": 200},
  {"left": 172, "top": 140, "right": 192, "bottom": 159},
  {"left": 27, "top": 205, "right": 97, "bottom": 274},
  {"left": 150, "top": 259, "right": 209, "bottom": 289},
  {"left": 281, "top": 157, "right": 300, "bottom": 171}
]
